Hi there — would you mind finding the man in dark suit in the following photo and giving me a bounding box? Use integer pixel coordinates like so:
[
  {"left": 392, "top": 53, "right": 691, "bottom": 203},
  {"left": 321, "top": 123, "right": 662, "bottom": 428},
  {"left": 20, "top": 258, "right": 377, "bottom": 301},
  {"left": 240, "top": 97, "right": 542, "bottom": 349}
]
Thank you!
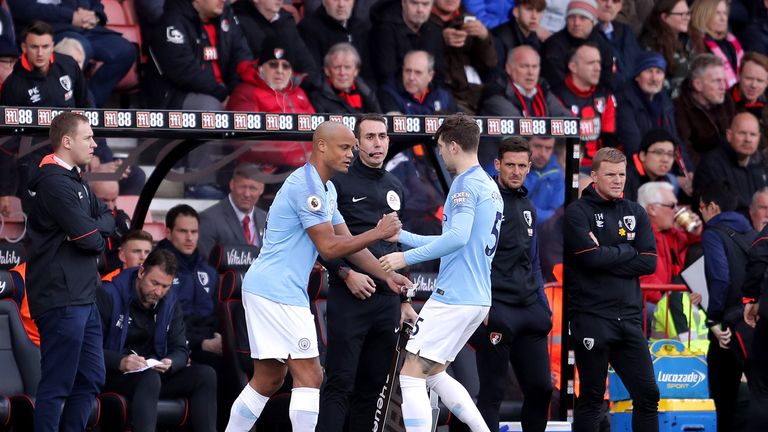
[{"left": 198, "top": 163, "right": 268, "bottom": 259}]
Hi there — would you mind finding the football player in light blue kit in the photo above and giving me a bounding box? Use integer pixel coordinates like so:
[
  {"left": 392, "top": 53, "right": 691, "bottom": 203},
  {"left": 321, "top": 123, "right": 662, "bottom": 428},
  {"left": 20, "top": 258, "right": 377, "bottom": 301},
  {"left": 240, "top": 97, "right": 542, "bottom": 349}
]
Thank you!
[
  {"left": 380, "top": 114, "right": 504, "bottom": 432},
  {"left": 226, "top": 121, "right": 412, "bottom": 432}
]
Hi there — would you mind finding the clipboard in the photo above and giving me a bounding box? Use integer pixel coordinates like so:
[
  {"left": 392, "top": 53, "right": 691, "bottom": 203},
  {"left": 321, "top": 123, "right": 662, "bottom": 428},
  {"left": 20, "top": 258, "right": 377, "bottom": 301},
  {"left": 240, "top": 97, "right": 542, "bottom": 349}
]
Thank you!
[{"left": 680, "top": 256, "right": 708, "bottom": 311}]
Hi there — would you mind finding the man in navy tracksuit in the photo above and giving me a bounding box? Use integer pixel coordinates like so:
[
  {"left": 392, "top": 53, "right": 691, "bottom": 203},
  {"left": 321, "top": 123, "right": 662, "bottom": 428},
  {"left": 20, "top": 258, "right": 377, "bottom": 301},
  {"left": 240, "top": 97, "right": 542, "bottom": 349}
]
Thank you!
[
  {"left": 97, "top": 249, "right": 217, "bottom": 432},
  {"left": 318, "top": 114, "right": 417, "bottom": 432},
  {"left": 564, "top": 147, "right": 659, "bottom": 432},
  {"left": 475, "top": 138, "right": 553, "bottom": 432},
  {"left": 26, "top": 112, "right": 114, "bottom": 432}
]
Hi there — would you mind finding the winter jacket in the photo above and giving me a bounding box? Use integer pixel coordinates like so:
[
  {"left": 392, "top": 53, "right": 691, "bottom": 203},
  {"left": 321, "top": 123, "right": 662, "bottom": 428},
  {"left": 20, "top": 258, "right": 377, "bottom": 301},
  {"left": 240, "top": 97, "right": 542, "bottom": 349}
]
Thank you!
[
  {"left": 673, "top": 79, "right": 736, "bottom": 164},
  {"left": 145, "top": 0, "right": 252, "bottom": 108},
  {"left": 233, "top": 0, "right": 317, "bottom": 76},
  {"left": 26, "top": 154, "right": 114, "bottom": 317},
  {"left": 479, "top": 77, "right": 571, "bottom": 118},
  {"left": 640, "top": 225, "right": 700, "bottom": 304},
  {"left": 98, "top": 267, "right": 188, "bottom": 374},
  {"left": 0, "top": 53, "right": 88, "bottom": 108},
  {"left": 306, "top": 77, "right": 381, "bottom": 114},
  {"left": 429, "top": 11, "right": 498, "bottom": 112},
  {"left": 156, "top": 239, "right": 218, "bottom": 351},
  {"left": 616, "top": 79, "right": 682, "bottom": 161},
  {"left": 693, "top": 144, "right": 768, "bottom": 218},
  {"left": 462, "top": 0, "right": 514, "bottom": 29},
  {"left": 297, "top": 4, "right": 370, "bottom": 79},
  {"left": 599, "top": 21, "right": 642, "bottom": 90},
  {"left": 564, "top": 184, "right": 657, "bottom": 319},
  {"left": 702, "top": 211, "right": 756, "bottom": 322},
  {"left": 378, "top": 77, "right": 457, "bottom": 115},
  {"left": 741, "top": 17, "right": 768, "bottom": 55},
  {"left": 227, "top": 68, "right": 315, "bottom": 113},
  {"left": 523, "top": 156, "right": 564, "bottom": 224},
  {"left": 491, "top": 183, "right": 547, "bottom": 308},
  {"left": 369, "top": 0, "right": 445, "bottom": 85},
  {"left": 493, "top": 17, "right": 542, "bottom": 74},
  {"left": 743, "top": 224, "right": 768, "bottom": 319}
]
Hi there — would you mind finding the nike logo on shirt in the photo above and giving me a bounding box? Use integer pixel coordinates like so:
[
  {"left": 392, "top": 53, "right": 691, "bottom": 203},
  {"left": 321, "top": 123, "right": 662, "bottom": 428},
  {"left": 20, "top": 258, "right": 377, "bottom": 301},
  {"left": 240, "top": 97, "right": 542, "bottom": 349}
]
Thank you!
[{"left": 352, "top": 196, "right": 367, "bottom": 203}]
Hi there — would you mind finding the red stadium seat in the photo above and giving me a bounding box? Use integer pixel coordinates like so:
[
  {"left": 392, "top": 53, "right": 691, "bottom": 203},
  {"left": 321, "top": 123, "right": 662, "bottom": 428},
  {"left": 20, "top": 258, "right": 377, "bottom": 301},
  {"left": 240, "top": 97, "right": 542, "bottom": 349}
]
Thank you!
[{"left": 102, "top": 0, "right": 129, "bottom": 26}]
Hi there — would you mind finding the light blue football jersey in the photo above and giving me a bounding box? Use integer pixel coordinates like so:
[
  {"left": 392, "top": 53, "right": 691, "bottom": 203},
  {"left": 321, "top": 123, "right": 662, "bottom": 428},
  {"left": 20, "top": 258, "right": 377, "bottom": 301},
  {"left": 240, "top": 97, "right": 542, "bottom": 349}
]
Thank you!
[
  {"left": 242, "top": 163, "right": 344, "bottom": 307},
  {"left": 432, "top": 166, "right": 503, "bottom": 306}
]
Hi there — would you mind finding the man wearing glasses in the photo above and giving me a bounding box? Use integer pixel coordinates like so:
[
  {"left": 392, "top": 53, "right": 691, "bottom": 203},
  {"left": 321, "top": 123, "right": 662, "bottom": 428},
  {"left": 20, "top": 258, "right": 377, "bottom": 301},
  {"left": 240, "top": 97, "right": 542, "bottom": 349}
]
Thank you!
[{"left": 624, "top": 128, "right": 690, "bottom": 202}]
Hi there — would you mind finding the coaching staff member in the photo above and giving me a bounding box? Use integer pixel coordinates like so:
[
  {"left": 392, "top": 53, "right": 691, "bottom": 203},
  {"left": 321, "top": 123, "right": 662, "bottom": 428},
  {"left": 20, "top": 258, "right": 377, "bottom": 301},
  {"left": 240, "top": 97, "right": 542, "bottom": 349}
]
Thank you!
[
  {"left": 564, "top": 147, "right": 659, "bottom": 432},
  {"left": 475, "top": 137, "right": 553, "bottom": 432},
  {"left": 318, "top": 113, "right": 417, "bottom": 432},
  {"left": 27, "top": 112, "right": 114, "bottom": 432}
]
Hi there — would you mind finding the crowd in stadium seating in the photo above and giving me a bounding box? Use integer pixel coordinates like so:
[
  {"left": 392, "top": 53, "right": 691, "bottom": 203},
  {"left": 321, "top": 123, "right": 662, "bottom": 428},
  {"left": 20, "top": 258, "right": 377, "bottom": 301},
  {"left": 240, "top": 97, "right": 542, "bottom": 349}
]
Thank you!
[{"left": 1, "top": 0, "right": 768, "bottom": 429}]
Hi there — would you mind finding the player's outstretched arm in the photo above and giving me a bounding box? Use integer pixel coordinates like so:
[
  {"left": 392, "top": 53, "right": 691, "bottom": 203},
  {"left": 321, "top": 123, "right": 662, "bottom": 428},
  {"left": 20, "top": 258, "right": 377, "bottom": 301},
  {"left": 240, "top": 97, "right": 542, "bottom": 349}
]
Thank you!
[
  {"left": 307, "top": 212, "right": 401, "bottom": 261},
  {"left": 380, "top": 211, "right": 473, "bottom": 271}
]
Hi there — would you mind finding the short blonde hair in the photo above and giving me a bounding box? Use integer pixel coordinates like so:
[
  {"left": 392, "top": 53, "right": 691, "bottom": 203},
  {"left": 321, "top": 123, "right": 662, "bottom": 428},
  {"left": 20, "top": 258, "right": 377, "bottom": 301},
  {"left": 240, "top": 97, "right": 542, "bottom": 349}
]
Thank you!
[{"left": 591, "top": 147, "right": 626, "bottom": 171}]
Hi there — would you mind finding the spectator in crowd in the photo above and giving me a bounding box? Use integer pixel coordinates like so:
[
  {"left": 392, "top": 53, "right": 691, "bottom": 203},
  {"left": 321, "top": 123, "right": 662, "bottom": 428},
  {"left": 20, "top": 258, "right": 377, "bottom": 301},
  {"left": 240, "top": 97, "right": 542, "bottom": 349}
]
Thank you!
[
  {"left": 740, "top": 0, "right": 768, "bottom": 55},
  {"left": 615, "top": 0, "right": 653, "bottom": 35},
  {"left": 156, "top": 205, "right": 221, "bottom": 367},
  {"left": 596, "top": 0, "right": 641, "bottom": 89},
  {"left": 731, "top": 52, "right": 768, "bottom": 149},
  {"left": 616, "top": 51, "right": 682, "bottom": 161},
  {"left": 462, "top": 0, "right": 514, "bottom": 29},
  {"left": 0, "top": 22, "right": 91, "bottom": 214},
  {"left": 97, "top": 249, "right": 218, "bottom": 432},
  {"left": 378, "top": 50, "right": 458, "bottom": 114},
  {"left": 694, "top": 112, "right": 768, "bottom": 218},
  {"left": 479, "top": 45, "right": 571, "bottom": 118},
  {"left": 7, "top": 0, "right": 135, "bottom": 107},
  {"left": 538, "top": 0, "right": 570, "bottom": 40},
  {"left": 625, "top": 128, "right": 691, "bottom": 202},
  {"left": 89, "top": 176, "right": 131, "bottom": 275},
  {"left": 227, "top": 38, "right": 315, "bottom": 114},
  {"left": 542, "top": 0, "right": 615, "bottom": 92},
  {"left": 102, "top": 229, "right": 155, "bottom": 282},
  {"left": 0, "top": 6, "right": 16, "bottom": 92},
  {"left": 689, "top": 0, "right": 744, "bottom": 88},
  {"left": 303, "top": 0, "right": 379, "bottom": 27},
  {"left": 493, "top": 0, "right": 547, "bottom": 69},
  {"left": 146, "top": 0, "right": 252, "bottom": 110},
  {"left": 553, "top": 43, "right": 617, "bottom": 167},
  {"left": 198, "top": 163, "right": 268, "bottom": 260},
  {"left": 674, "top": 53, "right": 735, "bottom": 163},
  {"left": 429, "top": 0, "right": 497, "bottom": 113},
  {"left": 750, "top": 188, "right": 768, "bottom": 231},
  {"left": 298, "top": 0, "right": 371, "bottom": 80},
  {"left": 638, "top": 0, "right": 696, "bottom": 98},
  {"left": 699, "top": 179, "right": 757, "bottom": 432},
  {"left": 27, "top": 112, "right": 114, "bottom": 432},
  {"left": 369, "top": 0, "right": 445, "bottom": 86},
  {"left": 636, "top": 181, "right": 703, "bottom": 341},
  {"left": 523, "top": 137, "right": 565, "bottom": 225},
  {"left": 305, "top": 43, "right": 381, "bottom": 114},
  {"left": 234, "top": 0, "right": 318, "bottom": 78}
]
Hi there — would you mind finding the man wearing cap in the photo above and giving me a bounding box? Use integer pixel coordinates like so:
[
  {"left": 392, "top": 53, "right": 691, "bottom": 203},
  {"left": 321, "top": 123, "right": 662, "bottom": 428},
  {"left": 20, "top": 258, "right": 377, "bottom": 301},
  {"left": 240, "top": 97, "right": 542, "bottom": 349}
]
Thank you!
[
  {"left": 542, "top": 0, "right": 616, "bottom": 91},
  {"left": 595, "top": 0, "right": 640, "bottom": 89},
  {"left": 227, "top": 37, "right": 315, "bottom": 113},
  {"left": 617, "top": 51, "right": 683, "bottom": 161}
]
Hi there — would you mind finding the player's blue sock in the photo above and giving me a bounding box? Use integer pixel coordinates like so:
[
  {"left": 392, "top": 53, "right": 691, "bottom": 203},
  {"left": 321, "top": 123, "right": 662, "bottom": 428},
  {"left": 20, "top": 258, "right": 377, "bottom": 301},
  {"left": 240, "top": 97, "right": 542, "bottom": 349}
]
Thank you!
[
  {"left": 289, "top": 387, "right": 319, "bottom": 432},
  {"left": 427, "top": 371, "right": 490, "bottom": 432},
  {"left": 400, "top": 374, "right": 433, "bottom": 432},
  {"left": 225, "top": 383, "right": 269, "bottom": 432}
]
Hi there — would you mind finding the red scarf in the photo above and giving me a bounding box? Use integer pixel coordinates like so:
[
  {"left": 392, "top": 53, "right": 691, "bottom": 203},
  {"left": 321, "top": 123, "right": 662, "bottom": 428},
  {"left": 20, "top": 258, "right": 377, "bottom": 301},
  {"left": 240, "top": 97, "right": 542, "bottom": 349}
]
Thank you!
[
  {"left": 336, "top": 82, "right": 362, "bottom": 108},
  {"left": 511, "top": 82, "right": 548, "bottom": 117},
  {"left": 704, "top": 33, "right": 744, "bottom": 88}
]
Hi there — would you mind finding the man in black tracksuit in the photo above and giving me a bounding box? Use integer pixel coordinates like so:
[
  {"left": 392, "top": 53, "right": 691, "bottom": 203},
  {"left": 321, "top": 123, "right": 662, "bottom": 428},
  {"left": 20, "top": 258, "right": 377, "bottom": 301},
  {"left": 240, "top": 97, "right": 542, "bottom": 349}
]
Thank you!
[
  {"left": 564, "top": 147, "right": 659, "bottom": 432},
  {"left": 27, "top": 112, "right": 115, "bottom": 432},
  {"left": 317, "top": 114, "right": 417, "bottom": 432},
  {"left": 475, "top": 138, "right": 553, "bottom": 432},
  {"left": 744, "top": 221, "right": 768, "bottom": 431}
]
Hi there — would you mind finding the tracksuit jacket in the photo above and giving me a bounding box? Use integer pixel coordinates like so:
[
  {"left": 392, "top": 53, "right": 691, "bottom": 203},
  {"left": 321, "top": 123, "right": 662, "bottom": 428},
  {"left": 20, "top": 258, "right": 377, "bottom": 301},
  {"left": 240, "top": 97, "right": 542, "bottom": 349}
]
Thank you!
[
  {"left": 564, "top": 184, "right": 657, "bottom": 320},
  {"left": 26, "top": 154, "right": 114, "bottom": 318}
]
